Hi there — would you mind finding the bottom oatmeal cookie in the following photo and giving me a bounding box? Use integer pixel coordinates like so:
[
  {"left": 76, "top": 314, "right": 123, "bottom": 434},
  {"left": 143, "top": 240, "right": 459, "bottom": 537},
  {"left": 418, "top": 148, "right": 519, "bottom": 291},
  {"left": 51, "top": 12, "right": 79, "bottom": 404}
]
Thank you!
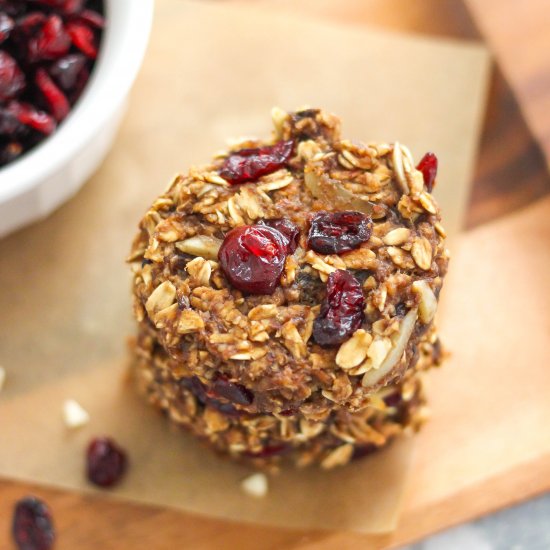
[{"left": 129, "top": 328, "right": 440, "bottom": 470}]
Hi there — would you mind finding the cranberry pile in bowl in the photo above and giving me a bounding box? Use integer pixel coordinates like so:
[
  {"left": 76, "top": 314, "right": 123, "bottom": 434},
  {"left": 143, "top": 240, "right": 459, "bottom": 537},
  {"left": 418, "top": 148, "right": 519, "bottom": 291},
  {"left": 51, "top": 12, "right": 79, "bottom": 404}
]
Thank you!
[
  {"left": 0, "top": 0, "right": 154, "bottom": 237},
  {"left": 0, "top": 0, "right": 105, "bottom": 165}
]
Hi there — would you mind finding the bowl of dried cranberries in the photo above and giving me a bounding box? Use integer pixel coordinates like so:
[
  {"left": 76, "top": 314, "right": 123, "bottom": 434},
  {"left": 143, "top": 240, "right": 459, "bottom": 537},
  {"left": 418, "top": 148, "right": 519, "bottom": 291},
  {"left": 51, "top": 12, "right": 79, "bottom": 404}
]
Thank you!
[{"left": 0, "top": 0, "right": 154, "bottom": 237}]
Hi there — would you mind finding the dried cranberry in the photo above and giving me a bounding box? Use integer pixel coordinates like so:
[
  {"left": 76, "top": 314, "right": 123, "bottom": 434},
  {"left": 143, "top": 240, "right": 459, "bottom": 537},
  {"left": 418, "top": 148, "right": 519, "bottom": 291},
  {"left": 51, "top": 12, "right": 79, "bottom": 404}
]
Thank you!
[
  {"left": 0, "top": 1, "right": 104, "bottom": 167},
  {"left": 245, "top": 444, "right": 289, "bottom": 458},
  {"left": 218, "top": 224, "right": 288, "bottom": 295},
  {"left": 12, "top": 496, "right": 55, "bottom": 550},
  {"left": 208, "top": 399, "right": 242, "bottom": 417},
  {"left": 0, "top": 107, "right": 22, "bottom": 134},
  {"left": 351, "top": 444, "right": 377, "bottom": 461},
  {"left": 86, "top": 437, "right": 128, "bottom": 488},
  {"left": 0, "top": 51, "right": 25, "bottom": 101},
  {"left": 211, "top": 374, "right": 254, "bottom": 406},
  {"left": 260, "top": 218, "right": 300, "bottom": 253},
  {"left": 220, "top": 139, "right": 294, "bottom": 184},
  {"left": 72, "top": 9, "right": 105, "bottom": 29},
  {"left": 184, "top": 376, "right": 208, "bottom": 404},
  {"left": 7, "top": 101, "right": 56, "bottom": 134},
  {"left": 34, "top": 0, "right": 85, "bottom": 14},
  {"left": 1, "top": 1, "right": 24, "bottom": 17},
  {"left": 308, "top": 211, "right": 372, "bottom": 255},
  {"left": 0, "top": 13, "right": 15, "bottom": 44},
  {"left": 36, "top": 68, "right": 69, "bottom": 121},
  {"left": 181, "top": 376, "right": 243, "bottom": 416},
  {"left": 49, "top": 53, "right": 86, "bottom": 90},
  {"left": 313, "top": 269, "right": 365, "bottom": 347},
  {"left": 6, "top": 100, "right": 55, "bottom": 134},
  {"left": 66, "top": 62, "right": 89, "bottom": 102},
  {"left": 383, "top": 392, "right": 403, "bottom": 408},
  {"left": 416, "top": 152, "right": 438, "bottom": 192},
  {"left": 27, "top": 15, "right": 71, "bottom": 62},
  {"left": 16, "top": 13, "right": 48, "bottom": 35},
  {"left": 66, "top": 21, "right": 98, "bottom": 58}
]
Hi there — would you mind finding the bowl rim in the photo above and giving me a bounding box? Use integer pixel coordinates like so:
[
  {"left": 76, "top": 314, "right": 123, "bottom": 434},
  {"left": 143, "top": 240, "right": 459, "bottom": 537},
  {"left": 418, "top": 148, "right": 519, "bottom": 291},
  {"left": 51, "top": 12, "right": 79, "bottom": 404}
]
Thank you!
[{"left": 0, "top": 0, "right": 155, "bottom": 202}]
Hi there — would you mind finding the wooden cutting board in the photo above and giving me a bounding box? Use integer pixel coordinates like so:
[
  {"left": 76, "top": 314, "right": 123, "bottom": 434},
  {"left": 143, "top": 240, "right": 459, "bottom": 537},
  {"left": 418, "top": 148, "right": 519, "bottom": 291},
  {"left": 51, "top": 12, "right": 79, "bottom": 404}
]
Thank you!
[{"left": 1, "top": 1, "right": 549, "bottom": 548}]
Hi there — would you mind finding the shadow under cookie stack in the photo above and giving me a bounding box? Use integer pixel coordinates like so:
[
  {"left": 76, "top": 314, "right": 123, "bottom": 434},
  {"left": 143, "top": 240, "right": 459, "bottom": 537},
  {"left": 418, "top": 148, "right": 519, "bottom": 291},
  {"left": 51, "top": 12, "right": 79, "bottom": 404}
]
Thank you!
[{"left": 128, "top": 108, "right": 449, "bottom": 470}]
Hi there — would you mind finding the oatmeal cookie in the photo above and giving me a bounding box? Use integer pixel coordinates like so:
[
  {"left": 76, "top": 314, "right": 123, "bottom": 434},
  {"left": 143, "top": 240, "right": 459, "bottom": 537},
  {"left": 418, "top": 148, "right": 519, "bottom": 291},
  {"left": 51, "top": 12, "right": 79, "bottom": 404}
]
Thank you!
[
  {"left": 130, "top": 328, "right": 435, "bottom": 470},
  {"left": 128, "top": 107, "right": 449, "bottom": 414}
]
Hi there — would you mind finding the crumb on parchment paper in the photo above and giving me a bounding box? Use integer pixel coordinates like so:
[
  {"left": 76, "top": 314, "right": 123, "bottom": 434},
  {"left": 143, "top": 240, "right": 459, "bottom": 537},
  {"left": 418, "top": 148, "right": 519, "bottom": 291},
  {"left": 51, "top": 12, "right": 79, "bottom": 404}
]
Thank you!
[
  {"left": 241, "top": 473, "right": 269, "bottom": 498},
  {"left": 63, "top": 399, "right": 90, "bottom": 429}
]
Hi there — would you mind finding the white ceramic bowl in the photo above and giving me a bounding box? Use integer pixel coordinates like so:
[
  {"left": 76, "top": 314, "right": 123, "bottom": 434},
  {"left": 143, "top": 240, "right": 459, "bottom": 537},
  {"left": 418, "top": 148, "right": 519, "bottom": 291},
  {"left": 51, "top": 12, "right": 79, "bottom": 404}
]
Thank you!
[{"left": 0, "top": 0, "right": 154, "bottom": 238}]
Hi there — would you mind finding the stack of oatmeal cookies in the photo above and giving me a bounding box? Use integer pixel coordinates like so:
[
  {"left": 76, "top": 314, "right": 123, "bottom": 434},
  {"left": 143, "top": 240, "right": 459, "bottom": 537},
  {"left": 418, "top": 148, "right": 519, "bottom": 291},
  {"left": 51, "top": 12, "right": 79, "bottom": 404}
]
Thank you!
[{"left": 128, "top": 108, "right": 449, "bottom": 469}]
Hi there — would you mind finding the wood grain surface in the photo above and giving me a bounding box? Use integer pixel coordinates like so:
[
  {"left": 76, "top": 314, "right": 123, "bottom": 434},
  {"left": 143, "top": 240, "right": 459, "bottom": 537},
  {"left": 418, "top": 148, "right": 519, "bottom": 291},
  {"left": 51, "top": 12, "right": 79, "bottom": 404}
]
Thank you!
[
  {"left": 1, "top": 1, "right": 549, "bottom": 548},
  {"left": 465, "top": 0, "right": 550, "bottom": 167}
]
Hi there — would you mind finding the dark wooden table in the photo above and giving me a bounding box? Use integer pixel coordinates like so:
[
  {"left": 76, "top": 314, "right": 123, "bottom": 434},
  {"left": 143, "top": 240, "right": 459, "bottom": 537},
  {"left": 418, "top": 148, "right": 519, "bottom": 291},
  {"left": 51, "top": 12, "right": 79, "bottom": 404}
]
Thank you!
[{"left": 1, "top": 1, "right": 548, "bottom": 548}]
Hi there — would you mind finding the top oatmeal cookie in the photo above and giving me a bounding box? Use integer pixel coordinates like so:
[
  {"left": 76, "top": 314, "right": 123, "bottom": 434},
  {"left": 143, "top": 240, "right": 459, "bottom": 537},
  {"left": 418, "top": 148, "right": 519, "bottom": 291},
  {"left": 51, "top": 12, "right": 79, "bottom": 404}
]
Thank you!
[{"left": 129, "top": 107, "right": 449, "bottom": 415}]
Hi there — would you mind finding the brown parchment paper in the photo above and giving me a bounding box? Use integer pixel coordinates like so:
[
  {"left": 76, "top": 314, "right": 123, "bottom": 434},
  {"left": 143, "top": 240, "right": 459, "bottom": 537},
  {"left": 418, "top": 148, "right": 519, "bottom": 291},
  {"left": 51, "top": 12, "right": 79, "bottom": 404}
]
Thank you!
[{"left": 0, "top": 0, "right": 490, "bottom": 534}]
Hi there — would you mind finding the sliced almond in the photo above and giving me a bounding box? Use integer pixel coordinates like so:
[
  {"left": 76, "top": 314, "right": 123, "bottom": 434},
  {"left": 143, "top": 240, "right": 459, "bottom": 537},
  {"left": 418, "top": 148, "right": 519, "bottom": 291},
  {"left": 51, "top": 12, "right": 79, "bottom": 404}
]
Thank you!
[
  {"left": 408, "top": 169, "right": 425, "bottom": 195},
  {"left": 362, "top": 308, "right": 418, "bottom": 387},
  {"left": 304, "top": 250, "right": 337, "bottom": 276},
  {"left": 299, "top": 418, "right": 325, "bottom": 439},
  {"left": 392, "top": 142, "right": 409, "bottom": 194},
  {"left": 230, "top": 353, "right": 252, "bottom": 361},
  {"left": 152, "top": 303, "right": 179, "bottom": 328},
  {"left": 412, "top": 280, "right": 437, "bottom": 324},
  {"left": 411, "top": 237, "right": 433, "bottom": 270},
  {"left": 0, "top": 366, "right": 6, "bottom": 392},
  {"left": 435, "top": 222, "right": 447, "bottom": 239},
  {"left": 321, "top": 444, "right": 354, "bottom": 469},
  {"left": 297, "top": 139, "right": 322, "bottom": 161},
  {"left": 366, "top": 336, "right": 392, "bottom": 369},
  {"left": 387, "top": 246, "right": 414, "bottom": 269},
  {"left": 281, "top": 321, "right": 306, "bottom": 359},
  {"left": 203, "top": 172, "right": 229, "bottom": 186},
  {"left": 258, "top": 176, "right": 294, "bottom": 192},
  {"left": 248, "top": 304, "right": 278, "bottom": 320},
  {"left": 176, "top": 235, "right": 222, "bottom": 261},
  {"left": 235, "top": 188, "right": 264, "bottom": 220},
  {"left": 335, "top": 330, "right": 373, "bottom": 369},
  {"left": 177, "top": 309, "right": 205, "bottom": 334},
  {"left": 341, "top": 248, "right": 377, "bottom": 270},
  {"left": 156, "top": 225, "right": 181, "bottom": 243},
  {"left": 383, "top": 228, "right": 411, "bottom": 246},
  {"left": 145, "top": 281, "right": 176, "bottom": 317},
  {"left": 186, "top": 257, "right": 212, "bottom": 286},
  {"left": 418, "top": 191, "right": 438, "bottom": 214},
  {"left": 227, "top": 196, "right": 244, "bottom": 224}
]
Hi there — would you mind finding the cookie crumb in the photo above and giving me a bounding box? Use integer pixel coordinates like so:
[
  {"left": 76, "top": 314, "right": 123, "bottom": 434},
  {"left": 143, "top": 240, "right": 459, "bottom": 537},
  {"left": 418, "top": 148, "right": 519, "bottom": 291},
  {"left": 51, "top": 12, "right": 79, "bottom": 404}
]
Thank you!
[
  {"left": 241, "top": 473, "right": 268, "bottom": 498},
  {"left": 63, "top": 399, "right": 90, "bottom": 429}
]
